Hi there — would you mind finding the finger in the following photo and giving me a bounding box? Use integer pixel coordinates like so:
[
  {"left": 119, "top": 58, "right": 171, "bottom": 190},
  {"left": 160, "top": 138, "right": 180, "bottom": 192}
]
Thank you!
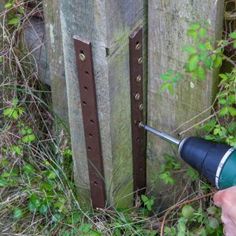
[{"left": 213, "top": 190, "right": 226, "bottom": 207}]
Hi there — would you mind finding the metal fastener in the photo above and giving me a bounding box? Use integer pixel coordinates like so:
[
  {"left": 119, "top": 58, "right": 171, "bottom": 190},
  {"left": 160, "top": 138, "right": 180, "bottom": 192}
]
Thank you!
[
  {"left": 136, "top": 75, "right": 142, "bottom": 82},
  {"left": 139, "top": 104, "right": 143, "bottom": 110},
  {"left": 135, "top": 43, "right": 141, "bottom": 50},
  {"left": 138, "top": 57, "right": 143, "bottom": 64},
  {"left": 79, "top": 53, "right": 86, "bottom": 61},
  {"left": 135, "top": 93, "right": 140, "bottom": 100}
]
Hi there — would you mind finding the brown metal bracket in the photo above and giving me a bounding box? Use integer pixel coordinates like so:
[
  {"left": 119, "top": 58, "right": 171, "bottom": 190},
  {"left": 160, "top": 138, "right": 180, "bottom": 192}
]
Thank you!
[
  {"left": 129, "top": 28, "right": 146, "bottom": 197},
  {"left": 74, "top": 37, "right": 106, "bottom": 209}
]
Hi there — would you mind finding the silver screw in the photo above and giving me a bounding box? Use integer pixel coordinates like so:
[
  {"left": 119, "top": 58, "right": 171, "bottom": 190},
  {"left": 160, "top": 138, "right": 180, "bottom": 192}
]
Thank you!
[
  {"left": 79, "top": 53, "right": 86, "bottom": 61},
  {"left": 139, "top": 104, "right": 143, "bottom": 111},
  {"left": 135, "top": 43, "right": 141, "bottom": 50},
  {"left": 138, "top": 57, "right": 143, "bottom": 64},
  {"left": 135, "top": 93, "right": 140, "bottom": 100},
  {"left": 136, "top": 75, "right": 142, "bottom": 82},
  {"left": 138, "top": 122, "right": 143, "bottom": 128}
]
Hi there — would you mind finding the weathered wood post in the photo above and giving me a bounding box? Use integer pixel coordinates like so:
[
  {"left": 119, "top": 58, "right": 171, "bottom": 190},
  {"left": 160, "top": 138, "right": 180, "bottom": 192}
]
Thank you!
[
  {"left": 57, "top": 0, "right": 146, "bottom": 208},
  {"left": 147, "top": 0, "right": 224, "bottom": 206},
  {"left": 43, "top": 0, "right": 68, "bottom": 123}
]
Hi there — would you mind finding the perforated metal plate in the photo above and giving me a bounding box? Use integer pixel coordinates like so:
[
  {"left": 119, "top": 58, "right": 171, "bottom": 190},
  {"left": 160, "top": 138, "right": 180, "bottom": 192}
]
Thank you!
[
  {"left": 129, "top": 28, "right": 146, "bottom": 197},
  {"left": 74, "top": 37, "right": 106, "bottom": 209}
]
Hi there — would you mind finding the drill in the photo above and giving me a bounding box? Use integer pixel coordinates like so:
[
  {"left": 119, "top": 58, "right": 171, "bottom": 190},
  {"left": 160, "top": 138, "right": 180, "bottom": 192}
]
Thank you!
[{"left": 141, "top": 123, "right": 236, "bottom": 189}]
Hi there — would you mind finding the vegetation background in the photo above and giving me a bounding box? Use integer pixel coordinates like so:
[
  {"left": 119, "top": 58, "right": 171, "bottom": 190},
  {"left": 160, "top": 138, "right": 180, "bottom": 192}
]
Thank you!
[{"left": 0, "top": 0, "right": 235, "bottom": 235}]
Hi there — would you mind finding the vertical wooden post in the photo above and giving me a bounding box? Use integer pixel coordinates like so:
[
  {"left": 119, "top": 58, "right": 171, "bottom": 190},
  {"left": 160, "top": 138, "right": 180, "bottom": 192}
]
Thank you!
[
  {"left": 147, "top": 0, "right": 224, "bottom": 205},
  {"left": 57, "top": 0, "right": 146, "bottom": 208},
  {"left": 43, "top": 0, "right": 68, "bottom": 123}
]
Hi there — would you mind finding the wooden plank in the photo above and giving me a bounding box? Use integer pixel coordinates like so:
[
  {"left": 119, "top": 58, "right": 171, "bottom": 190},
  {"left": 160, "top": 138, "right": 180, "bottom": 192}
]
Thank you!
[
  {"left": 43, "top": 0, "right": 68, "bottom": 123},
  {"left": 147, "top": 0, "right": 224, "bottom": 207}
]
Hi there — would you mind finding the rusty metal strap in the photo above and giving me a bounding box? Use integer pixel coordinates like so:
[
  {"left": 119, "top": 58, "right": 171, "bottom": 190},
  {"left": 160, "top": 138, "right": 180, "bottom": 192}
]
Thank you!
[
  {"left": 129, "top": 28, "right": 146, "bottom": 197},
  {"left": 74, "top": 37, "right": 106, "bottom": 209}
]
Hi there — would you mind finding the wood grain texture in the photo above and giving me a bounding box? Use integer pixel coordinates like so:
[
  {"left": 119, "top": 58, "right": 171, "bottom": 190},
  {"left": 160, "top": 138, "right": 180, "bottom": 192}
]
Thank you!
[
  {"left": 147, "top": 0, "right": 224, "bottom": 207},
  {"left": 58, "top": 0, "right": 145, "bottom": 207},
  {"left": 43, "top": 0, "right": 68, "bottom": 123}
]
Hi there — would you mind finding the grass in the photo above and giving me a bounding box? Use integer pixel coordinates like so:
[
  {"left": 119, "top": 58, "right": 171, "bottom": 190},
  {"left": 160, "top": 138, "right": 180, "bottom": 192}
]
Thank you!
[{"left": 0, "top": 0, "right": 235, "bottom": 235}]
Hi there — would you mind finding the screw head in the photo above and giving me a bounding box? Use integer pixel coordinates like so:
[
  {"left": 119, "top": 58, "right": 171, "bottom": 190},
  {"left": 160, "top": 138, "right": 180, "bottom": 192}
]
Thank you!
[
  {"left": 138, "top": 57, "right": 143, "bottom": 64},
  {"left": 79, "top": 53, "right": 86, "bottom": 61},
  {"left": 136, "top": 75, "right": 142, "bottom": 82},
  {"left": 134, "top": 93, "right": 140, "bottom": 100},
  {"left": 135, "top": 43, "right": 141, "bottom": 50},
  {"left": 139, "top": 104, "right": 143, "bottom": 111}
]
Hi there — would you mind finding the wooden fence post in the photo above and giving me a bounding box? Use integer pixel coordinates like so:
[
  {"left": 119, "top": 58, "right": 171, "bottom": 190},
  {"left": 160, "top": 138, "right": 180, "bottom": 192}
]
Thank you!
[
  {"left": 57, "top": 0, "right": 146, "bottom": 208},
  {"left": 147, "top": 0, "right": 224, "bottom": 206},
  {"left": 43, "top": 0, "right": 68, "bottom": 123}
]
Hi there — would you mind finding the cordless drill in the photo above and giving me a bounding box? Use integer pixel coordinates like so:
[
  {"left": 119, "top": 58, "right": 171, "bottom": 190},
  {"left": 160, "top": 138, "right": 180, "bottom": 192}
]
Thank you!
[{"left": 141, "top": 124, "right": 236, "bottom": 189}]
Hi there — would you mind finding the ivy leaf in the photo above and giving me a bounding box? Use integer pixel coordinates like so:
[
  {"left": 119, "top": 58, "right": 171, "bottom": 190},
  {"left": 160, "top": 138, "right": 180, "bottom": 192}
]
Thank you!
[
  {"left": 219, "top": 107, "right": 229, "bottom": 116},
  {"left": 229, "top": 31, "right": 236, "bottom": 39},
  {"left": 213, "top": 55, "right": 222, "bottom": 68},
  {"left": 8, "top": 17, "right": 20, "bottom": 26},
  {"left": 22, "top": 134, "right": 36, "bottom": 143},
  {"left": 228, "top": 107, "right": 236, "bottom": 116},
  {"left": 159, "top": 171, "right": 175, "bottom": 185},
  {"left": 199, "top": 27, "right": 207, "bottom": 38},
  {"left": 183, "top": 46, "right": 197, "bottom": 54},
  {"left": 4, "top": 2, "right": 13, "bottom": 9},
  {"left": 197, "top": 67, "right": 206, "bottom": 80},
  {"left": 188, "top": 55, "right": 199, "bottom": 71}
]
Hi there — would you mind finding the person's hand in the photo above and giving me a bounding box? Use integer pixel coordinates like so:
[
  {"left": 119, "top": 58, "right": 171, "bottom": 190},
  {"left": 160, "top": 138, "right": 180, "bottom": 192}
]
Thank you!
[{"left": 213, "top": 186, "right": 236, "bottom": 236}]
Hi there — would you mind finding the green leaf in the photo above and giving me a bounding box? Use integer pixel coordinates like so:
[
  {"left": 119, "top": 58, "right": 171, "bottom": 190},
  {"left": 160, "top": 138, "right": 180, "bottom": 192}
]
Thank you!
[
  {"left": 188, "top": 55, "right": 199, "bottom": 71},
  {"left": 8, "top": 17, "right": 20, "bottom": 26},
  {"left": 4, "top": 2, "right": 13, "bottom": 9},
  {"left": 23, "top": 164, "right": 35, "bottom": 175},
  {"left": 186, "top": 168, "right": 199, "bottom": 181},
  {"left": 47, "top": 171, "right": 57, "bottom": 180},
  {"left": 11, "top": 145, "right": 23, "bottom": 155},
  {"left": 141, "top": 195, "right": 148, "bottom": 203},
  {"left": 197, "top": 67, "right": 206, "bottom": 80},
  {"left": 0, "top": 178, "right": 8, "bottom": 187},
  {"left": 39, "top": 204, "right": 48, "bottom": 214},
  {"left": 181, "top": 205, "right": 195, "bottom": 219},
  {"left": 159, "top": 171, "right": 175, "bottom": 185},
  {"left": 3, "top": 108, "right": 14, "bottom": 117},
  {"left": 219, "top": 73, "right": 228, "bottom": 81},
  {"left": 13, "top": 208, "right": 23, "bottom": 219},
  {"left": 22, "top": 134, "right": 36, "bottom": 143},
  {"left": 229, "top": 31, "right": 236, "bottom": 39},
  {"left": 187, "top": 29, "right": 198, "bottom": 40},
  {"left": 228, "top": 107, "right": 236, "bottom": 116},
  {"left": 189, "top": 23, "right": 200, "bottom": 31},
  {"left": 213, "top": 55, "right": 222, "bottom": 68},
  {"left": 183, "top": 46, "right": 197, "bottom": 54},
  {"left": 199, "top": 28, "right": 207, "bottom": 38},
  {"left": 219, "top": 107, "right": 229, "bottom": 116}
]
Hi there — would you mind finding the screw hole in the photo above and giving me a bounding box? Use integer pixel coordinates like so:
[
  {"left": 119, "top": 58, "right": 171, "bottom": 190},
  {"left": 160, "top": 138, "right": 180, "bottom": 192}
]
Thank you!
[
  {"left": 84, "top": 86, "right": 88, "bottom": 90},
  {"left": 80, "top": 49, "right": 84, "bottom": 54},
  {"left": 94, "top": 181, "right": 98, "bottom": 185},
  {"left": 85, "top": 71, "right": 89, "bottom": 75},
  {"left": 90, "top": 119, "right": 94, "bottom": 124},
  {"left": 88, "top": 146, "right": 92, "bottom": 151},
  {"left": 82, "top": 101, "right": 87, "bottom": 105},
  {"left": 89, "top": 133, "right": 93, "bottom": 137}
]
